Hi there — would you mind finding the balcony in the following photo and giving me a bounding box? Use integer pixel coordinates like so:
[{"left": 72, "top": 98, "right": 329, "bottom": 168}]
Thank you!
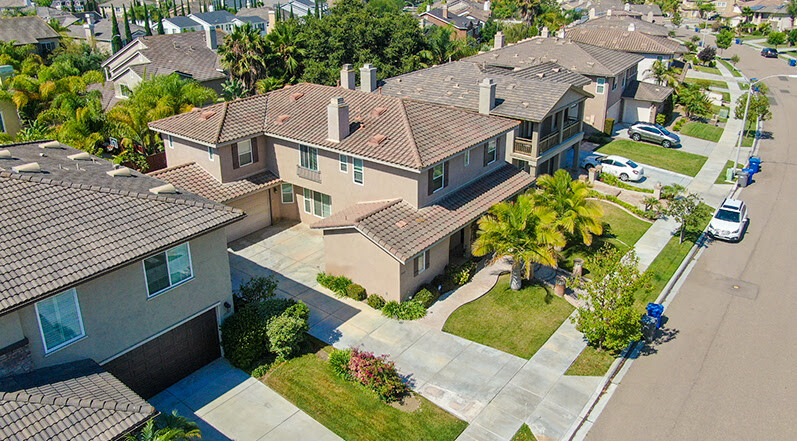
[
  {"left": 297, "top": 165, "right": 321, "bottom": 183},
  {"left": 513, "top": 121, "right": 583, "bottom": 158},
  {"left": 562, "top": 120, "right": 581, "bottom": 141},
  {"left": 538, "top": 132, "right": 560, "bottom": 155}
]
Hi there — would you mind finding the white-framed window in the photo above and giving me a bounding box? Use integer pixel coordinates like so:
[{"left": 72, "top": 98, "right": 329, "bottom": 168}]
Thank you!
[
  {"left": 143, "top": 243, "right": 193, "bottom": 298},
  {"left": 612, "top": 76, "right": 618, "bottom": 91},
  {"left": 596, "top": 77, "right": 606, "bottom": 94},
  {"left": 300, "top": 145, "right": 318, "bottom": 171},
  {"left": 281, "top": 183, "right": 294, "bottom": 203},
  {"left": 622, "top": 74, "right": 627, "bottom": 88},
  {"left": 414, "top": 250, "right": 430, "bottom": 276},
  {"left": 0, "top": 113, "right": 6, "bottom": 133},
  {"left": 431, "top": 163, "right": 445, "bottom": 192},
  {"left": 35, "top": 288, "right": 85, "bottom": 354},
  {"left": 464, "top": 149, "right": 470, "bottom": 166},
  {"left": 339, "top": 154, "right": 348, "bottom": 172},
  {"left": 166, "top": 135, "right": 173, "bottom": 149},
  {"left": 208, "top": 146, "right": 215, "bottom": 161},
  {"left": 303, "top": 188, "right": 331, "bottom": 218},
  {"left": 120, "top": 84, "right": 132, "bottom": 97},
  {"left": 238, "top": 139, "right": 253, "bottom": 166},
  {"left": 486, "top": 139, "right": 497, "bottom": 165},
  {"left": 353, "top": 157, "right": 364, "bottom": 185}
]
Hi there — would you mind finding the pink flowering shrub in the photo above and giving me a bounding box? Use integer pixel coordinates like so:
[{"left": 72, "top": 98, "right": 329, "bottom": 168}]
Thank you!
[{"left": 346, "top": 348, "right": 408, "bottom": 402}]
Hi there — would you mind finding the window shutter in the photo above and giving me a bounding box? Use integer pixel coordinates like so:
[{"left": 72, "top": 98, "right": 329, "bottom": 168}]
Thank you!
[
  {"left": 443, "top": 161, "right": 449, "bottom": 188},
  {"left": 413, "top": 257, "right": 419, "bottom": 276},
  {"left": 231, "top": 143, "right": 240, "bottom": 169},
  {"left": 427, "top": 169, "right": 434, "bottom": 195},
  {"left": 251, "top": 137, "right": 259, "bottom": 163},
  {"left": 483, "top": 144, "right": 489, "bottom": 167}
]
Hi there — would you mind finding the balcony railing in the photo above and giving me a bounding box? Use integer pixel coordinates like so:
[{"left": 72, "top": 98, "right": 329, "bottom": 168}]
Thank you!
[
  {"left": 513, "top": 137, "right": 536, "bottom": 157},
  {"left": 297, "top": 165, "right": 321, "bottom": 183},
  {"left": 562, "top": 120, "right": 581, "bottom": 140},
  {"left": 538, "top": 132, "right": 560, "bottom": 155}
]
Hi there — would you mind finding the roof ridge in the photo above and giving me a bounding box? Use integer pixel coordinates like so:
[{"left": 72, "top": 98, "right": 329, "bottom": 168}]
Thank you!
[
  {"left": 214, "top": 100, "right": 230, "bottom": 144},
  {"left": 397, "top": 99, "right": 425, "bottom": 168},
  {"left": 0, "top": 171, "right": 243, "bottom": 215},
  {"left": 147, "top": 161, "right": 196, "bottom": 176},
  {"left": 0, "top": 391, "right": 156, "bottom": 415},
  {"left": 353, "top": 198, "right": 403, "bottom": 224}
]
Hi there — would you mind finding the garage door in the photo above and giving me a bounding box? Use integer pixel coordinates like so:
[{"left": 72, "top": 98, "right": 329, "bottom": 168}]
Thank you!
[
  {"left": 226, "top": 191, "right": 272, "bottom": 242},
  {"left": 104, "top": 309, "right": 220, "bottom": 399},
  {"left": 607, "top": 100, "right": 622, "bottom": 122},
  {"left": 623, "top": 100, "right": 651, "bottom": 124}
]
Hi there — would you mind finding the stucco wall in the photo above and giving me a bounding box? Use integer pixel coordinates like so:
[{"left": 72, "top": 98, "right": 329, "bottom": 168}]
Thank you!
[
  {"left": 164, "top": 135, "right": 222, "bottom": 181},
  {"left": 0, "top": 312, "right": 24, "bottom": 349},
  {"left": 14, "top": 228, "right": 234, "bottom": 369},
  {"left": 323, "top": 229, "right": 401, "bottom": 301},
  {"left": 398, "top": 238, "right": 451, "bottom": 301},
  {"left": 637, "top": 54, "right": 673, "bottom": 83},
  {"left": 0, "top": 100, "right": 21, "bottom": 137},
  {"left": 226, "top": 190, "right": 272, "bottom": 241},
  {"left": 218, "top": 134, "right": 270, "bottom": 183}
]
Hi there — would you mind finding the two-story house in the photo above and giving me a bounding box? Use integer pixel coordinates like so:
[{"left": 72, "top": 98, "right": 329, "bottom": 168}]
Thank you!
[
  {"left": 464, "top": 36, "right": 644, "bottom": 133},
  {"left": 380, "top": 59, "right": 592, "bottom": 177},
  {"left": 162, "top": 15, "right": 204, "bottom": 34},
  {"left": 0, "top": 16, "right": 60, "bottom": 56},
  {"left": 0, "top": 141, "right": 244, "bottom": 404},
  {"left": 419, "top": 4, "right": 483, "bottom": 39},
  {"left": 149, "top": 75, "right": 530, "bottom": 302}
]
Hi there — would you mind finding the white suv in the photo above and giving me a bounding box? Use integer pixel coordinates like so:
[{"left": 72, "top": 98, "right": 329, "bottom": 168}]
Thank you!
[
  {"left": 581, "top": 154, "right": 645, "bottom": 182},
  {"left": 708, "top": 198, "right": 748, "bottom": 242}
]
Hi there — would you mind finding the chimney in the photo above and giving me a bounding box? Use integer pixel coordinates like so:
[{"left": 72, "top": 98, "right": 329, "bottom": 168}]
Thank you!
[
  {"left": 557, "top": 29, "right": 565, "bottom": 38},
  {"left": 84, "top": 13, "right": 95, "bottom": 43},
  {"left": 360, "top": 63, "right": 377, "bottom": 93},
  {"left": 628, "top": 22, "right": 635, "bottom": 31},
  {"left": 624, "top": 2, "right": 630, "bottom": 11},
  {"left": 327, "top": 97, "right": 350, "bottom": 143},
  {"left": 484, "top": 0, "right": 490, "bottom": 11},
  {"left": 479, "top": 78, "right": 496, "bottom": 115},
  {"left": 589, "top": 7, "right": 595, "bottom": 19},
  {"left": 206, "top": 27, "right": 217, "bottom": 50},
  {"left": 493, "top": 30, "right": 505, "bottom": 50},
  {"left": 442, "top": 3, "right": 449, "bottom": 19},
  {"left": 540, "top": 26, "right": 549, "bottom": 38},
  {"left": 607, "top": 9, "right": 612, "bottom": 16},
  {"left": 646, "top": 11, "right": 653, "bottom": 22},
  {"left": 267, "top": 9, "right": 276, "bottom": 33},
  {"left": 340, "top": 64, "right": 356, "bottom": 90},
  {"left": 209, "top": 3, "right": 215, "bottom": 11}
]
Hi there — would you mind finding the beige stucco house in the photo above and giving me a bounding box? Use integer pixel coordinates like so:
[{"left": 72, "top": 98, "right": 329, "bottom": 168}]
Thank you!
[
  {"left": 0, "top": 140, "right": 244, "bottom": 401},
  {"left": 149, "top": 75, "right": 532, "bottom": 302}
]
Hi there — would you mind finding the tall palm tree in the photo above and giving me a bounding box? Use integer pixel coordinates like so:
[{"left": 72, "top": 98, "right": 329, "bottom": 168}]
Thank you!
[
  {"left": 472, "top": 194, "right": 565, "bottom": 290},
  {"left": 645, "top": 59, "right": 681, "bottom": 87},
  {"left": 788, "top": 0, "right": 797, "bottom": 28},
  {"left": 419, "top": 26, "right": 477, "bottom": 67},
  {"left": 533, "top": 169, "right": 604, "bottom": 248},
  {"left": 218, "top": 22, "right": 270, "bottom": 94},
  {"left": 266, "top": 21, "right": 307, "bottom": 82}
]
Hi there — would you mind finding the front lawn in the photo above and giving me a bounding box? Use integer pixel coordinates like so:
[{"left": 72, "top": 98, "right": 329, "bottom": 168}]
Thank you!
[
  {"left": 596, "top": 139, "right": 708, "bottom": 177},
  {"left": 565, "top": 345, "right": 617, "bottom": 377},
  {"left": 718, "top": 59, "right": 742, "bottom": 77},
  {"left": 680, "top": 121, "right": 724, "bottom": 142},
  {"left": 264, "top": 339, "right": 468, "bottom": 441},
  {"left": 685, "top": 78, "right": 729, "bottom": 89},
  {"left": 443, "top": 276, "right": 574, "bottom": 359},
  {"left": 715, "top": 160, "right": 742, "bottom": 184},
  {"left": 693, "top": 65, "right": 721, "bottom": 75},
  {"left": 718, "top": 91, "right": 731, "bottom": 102},
  {"left": 512, "top": 424, "right": 538, "bottom": 441}
]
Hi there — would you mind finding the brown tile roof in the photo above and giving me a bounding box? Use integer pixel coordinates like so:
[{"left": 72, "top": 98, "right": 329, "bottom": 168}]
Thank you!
[
  {"left": 565, "top": 27, "right": 688, "bottom": 55},
  {"left": 420, "top": 8, "right": 483, "bottom": 29},
  {"left": 622, "top": 80, "right": 673, "bottom": 102},
  {"left": 311, "top": 199, "right": 402, "bottom": 229},
  {"left": 150, "top": 83, "right": 519, "bottom": 170},
  {"left": 382, "top": 61, "right": 591, "bottom": 123},
  {"left": 464, "top": 37, "right": 644, "bottom": 77},
  {"left": 149, "top": 162, "right": 280, "bottom": 203},
  {"left": 576, "top": 15, "right": 670, "bottom": 36},
  {"left": 0, "top": 359, "right": 156, "bottom": 441},
  {"left": 482, "top": 61, "right": 592, "bottom": 86},
  {"left": 0, "top": 16, "right": 59, "bottom": 45},
  {"left": 0, "top": 141, "right": 244, "bottom": 314},
  {"left": 313, "top": 165, "right": 534, "bottom": 262}
]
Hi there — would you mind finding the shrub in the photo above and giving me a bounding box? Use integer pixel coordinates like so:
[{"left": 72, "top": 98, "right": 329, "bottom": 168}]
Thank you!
[
  {"left": 448, "top": 261, "right": 477, "bottom": 286},
  {"left": 328, "top": 348, "right": 352, "bottom": 379},
  {"left": 257, "top": 297, "right": 297, "bottom": 321},
  {"left": 316, "top": 272, "right": 352, "bottom": 297},
  {"left": 316, "top": 272, "right": 336, "bottom": 287},
  {"left": 234, "top": 275, "right": 278, "bottom": 306},
  {"left": 767, "top": 31, "right": 786, "bottom": 46},
  {"left": 697, "top": 46, "right": 716, "bottom": 64},
  {"left": 382, "top": 300, "right": 401, "bottom": 318},
  {"left": 346, "top": 283, "right": 367, "bottom": 301},
  {"left": 381, "top": 299, "right": 428, "bottom": 320},
  {"left": 347, "top": 348, "right": 408, "bottom": 402},
  {"left": 413, "top": 289, "right": 435, "bottom": 308},
  {"left": 284, "top": 301, "right": 310, "bottom": 321},
  {"left": 251, "top": 364, "right": 270, "bottom": 378},
  {"left": 656, "top": 113, "right": 666, "bottom": 125},
  {"left": 220, "top": 306, "right": 269, "bottom": 370},
  {"left": 599, "top": 173, "right": 654, "bottom": 193},
  {"left": 366, "top": 294, "right": 386, "bottom": 309},
  {"left": 266, "top": 313, "right": 309, "bottom": 361},
  {"left": 604, "top": 118, "right": 615, "bottom": 135}
]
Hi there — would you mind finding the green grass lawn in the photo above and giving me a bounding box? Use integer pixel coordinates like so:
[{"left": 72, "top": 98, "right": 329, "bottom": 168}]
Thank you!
[
  {"left": 512, "top": 424, "right": 538, "bottom": 441},
  {"left": 685, "top": 78, "right": 729, "bottom": 90},
  {"left": 719, "top": 91, "right": 731, "bottom": 102},
  {"left": 740, "top": 82, "right": 749, "bottom": 90},
  {"left": 565, "top": 345, "right": 617, "bottom": 376},
  {"left": 693, "top": 65, "right": 721, "bottom": 75},
  {"left": 443, "top": 276, "right": 574, "bottom": 359},
  {"left": 718, "top": 59, "right": 743, "bottom": 77},
  {"left": 741, "top": 120, "right": 756, "bottom": 147},
  {"left": 264, "top": 339, "right": 468, "bottom": 441},
  {"left": 715, "top": 160, "right": 742, "bottom": 184},
  {"left": 596, "top": 139, "right": 708, "bottom": 177},
  {"left": 680, "top": 121, "right": 724, "bottom": 142}
]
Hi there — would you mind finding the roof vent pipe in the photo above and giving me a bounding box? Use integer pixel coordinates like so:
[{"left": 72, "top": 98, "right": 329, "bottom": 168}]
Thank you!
[
  {"left": 327, "top": 97, "right": 350, "bottom": 143},
  {"left": 479, "top": 78, "right": 496, "bottom": 115},
  {"left": 360, "top": 63, "right": 377, "bottom": 93},
  {"left": 340, "top": 64, "right": 356, "bottom": 90},
  {"left": 628, "top": 22, "right": 635, "bottom": 32}
]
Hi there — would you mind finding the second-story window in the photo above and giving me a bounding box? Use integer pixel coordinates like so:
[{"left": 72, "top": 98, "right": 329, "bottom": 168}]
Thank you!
[
  {"left": 238, "top": 139, "right": 254, "bottom": 166},
  {"left": 484, "top": 139, "right": 497, "bottom": 165},
  {"left": 429, "top": 162, "right": 447, "bottom": 194},
  {"left": 464, "top": 149, "right": 470, "bottom": 166},
  {"left": 612, "top": 76, "right": 618, "bottom": 91},
  {"left": 300, "top": 145, "right": 318, "bottom": 171},
  {"left": 208, "top": 146, "right": 215, "bottom": 161},
  {"left": 596, "top": 77, "right": 606, "bottom": 94},
  {"left": 143, "top": 243, "right": 193, "bottom": 298},
  {"left": 353, "top": 157, "right": 364, "bottom": 185},
  {"left": 339, "top": 154, "right": 348, "bottom": 172},
  {"left": 166, "top": 135, "right": 173, "bottom": 149}
]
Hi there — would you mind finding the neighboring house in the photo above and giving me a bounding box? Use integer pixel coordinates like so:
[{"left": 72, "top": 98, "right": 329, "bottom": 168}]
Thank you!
[
  {"left": 188, "top": 10, "right": 244, "bottom": 32},
  {"left": 101, "top": 29, "right": 226, "bottom": 100},
  {"left": 99, "top": 0, "right": 155, "bottom": 17},
  {"left": 66, "top": 14, "right": 146, "bottom": 52},
  {"left": 162, "top": 16, "right": 204, "bottom": 34},
  {"left": 562, "top": 0, "right": 664, "bottom": 20},
  {"left": 0, "top": 16, "right": 60, "bottom": 55},
  {"left": 739, "top": 0, "right": 795, "bottom": 31},
  {"left": 381, "top": 59, "right": 593, "bottom": 176},
  {"left": 428, "top": 0, "right": 492, "bottom": 23},
  {"left": 564, "top": 22, "right": 688, "bottom": 84},
  {"left": 419, "top": 4, "right": 483, "bottom": 39},
  {"left": 279, "top": 0, "right": 325, "bottom": 18},
  {"left": 620, "top": 80, "right": 673, "bottom": 124},
  {"left": 52, "top": 0, "right": 85, "bottom": 11},
  {"left": 149, "top": 77, "right": 530, "bottom": 301},
  {"left": 0, "top": 0, "right": 31, "bottom": 13},
  {"left": 0, "top": 140, "right": 244, "bottom": 401},
  {"left": 236, "top": 6, "right": 274, "bottom": 32},
  {"left": 36, "top": 6, "right": 79, "bottom": 27},
  {"left": 574, "top": 14, "right": 671, "bottom": 35},
  {"left": 464, "top": 36, "right": 643, "bottom": 132}
]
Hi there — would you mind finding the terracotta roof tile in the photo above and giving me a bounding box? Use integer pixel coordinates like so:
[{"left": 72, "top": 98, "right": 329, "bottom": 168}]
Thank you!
[
  {"left": 622, "top": 80, "right": 673, "bottom": 102},
  {"left": 149, "top": 162, "right": 280, "bottom": 203},
  {"left": 565, "top": 27, "right": 688, "bottom": 55}
]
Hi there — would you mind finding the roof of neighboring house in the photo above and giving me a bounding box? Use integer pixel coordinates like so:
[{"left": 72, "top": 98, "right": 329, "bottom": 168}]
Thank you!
[
  {"left": 430, "top": 0, "right": 492, "bottom": 22},
  {"left": 0, "top": 0, "right": 29, "bottom": 8},
  {"left": 313, "top": 165, "right": 534, "bottom": 262},
  {"left": 0, "top": 16, "right": 59, "bottom": 45},
  {"left": 622, "top": 80, "right": 673, "bottom": 102},
  {"left": 381, "top": 61, "right": 592, "bottom": 122},
  {"left": 577, "top": 15, "right": 670, "bottom": 36},
  {"left": 87, "top": 80, "right": 120, "bottom": 111},
  {"left": 235, "top": 6, "right": 273, "bottom": 21},
  {"left": 66, "top": 17, "right": 145, "bottom": 43},
  {"left": 481, "top": 61, "right": 592, "bottom": 86},
  {"left": 150, "top": 83, "right": 519, "bottom": 170},
  {"left": 420, "top": 7, "right": 482, "bottom": 30},
  {"left": 149, "top": 162, "right": 281, "bottom": 203},
  {"left": 189, "top": 10, "right": 238, "bottom": 25},
  {"left": 0, "top": 141, "right": 243, "bottom": 314},
  {"left": 0, "top": 359, "right": 156, "bottom": 441},
  {"left": 561, "top": 0, "right": 663, "bottom": 16},
  {"left": 565, "top": 27, "right": 688, "bottom": 55},
  {"left": 100, "top": 0, "right": 154, "bottom": 7},
  {"left": 164, "top": 15, "right": 202, "bottom": 27},
  {"left": 238, "top": 15, "right": 267, "bottom": 25},
  {"left": 104, "top": 31, "right": 226, "bottom": 83},
  {"left": 463, "top": 37, "right": 644, "bottom": 77}
]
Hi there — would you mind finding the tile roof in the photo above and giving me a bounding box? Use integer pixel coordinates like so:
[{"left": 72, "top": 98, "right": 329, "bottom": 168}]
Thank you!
[
  {"left": 189, "top": 10, "right": 238, "bottom": 24},
  {"left": 0, "top": 16, "right": 59, "bottom": 45},
  {"left": 149, "top": 162, "right": 281, "bottom": 203},
  {"left": 0, "top": 359, "right": 156, "bottom": 441},
  {"left": 420, "top": 8, "right": 483, "bottom": 29},
  {"left": 482, "top": 61, "right": 592, "bottom": 86},
  {"left": 0, "top": 0, "right": 28, "bottom": 8},
  {"left": 67, "top": 18, "right": 146, "bottom": 43},
  {"left": 164, "top": 16, "right": 202, "bottom": 27},
  {"left": 311, "top": 199, "right": 402, "bottom": 229},
  {"left": 235, "top": 6, "right": 273, "bottom": 21},
  {"left": 0, "top": 141, "right": 244, "bottom": 314},
  {"left": 576, "top": 15, "right": 670, "bottom": 36},
  {"left": 464, "top": 37, "right": 644, "bottom": 77},
  {"left": 565, "top": 27, "right": 687, "bottom": 55},
  {"left": 150, "top": 83, "right": 519, "bottom": 170},
  {"left": 313, "top": 165, "right": 534, "bottom": 262},
  {"left": 382, "top": 61, "right": 591, "bottom": 122},
  {"left": 561, "top": 0, "right": 663, "bottom": 16},
  {"left": 622, "top": 80, "right": 673, "bottom": 102}
]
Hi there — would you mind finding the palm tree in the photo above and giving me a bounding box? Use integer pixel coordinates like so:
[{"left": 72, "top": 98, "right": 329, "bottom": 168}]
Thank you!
[
  {"left": 218, "top": 22, "right": 270, "bottom": 94},
  {"left": 256, "top": 76, "right": 285, "bottom": 94},
  {"left": 517, "top": 0, "right": 542, "bottom": 25},
  {"left": 788, "top": 0, "right": 797, "bottom": 28},
  {"left": 472, "top": 194, "right": 565, "bottom": 290},
  {"left": 645, "top": 59, "right": 681, "bottom": 87},
  {"left": 533, "top": 169, "right": 604, "bottom": 248},
  {"left": 419, "top": 26, "right": 477, "bottom": 67},
  {"left": 266, "top": 21, "right": 307, "bottom": 82},
  {"left": 125, "top": 411, "right": 200, "bottom": 441}
]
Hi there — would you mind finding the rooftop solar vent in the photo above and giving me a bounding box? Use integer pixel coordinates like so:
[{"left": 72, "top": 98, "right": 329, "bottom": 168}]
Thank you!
[
  {"left": 198, "top": 110, "right": 216, "bottom": 121},
  {"left": 275, "top": 114, "right": 290, "bottom": 124},
  {"left": 12, "top": 162, "right": 40, "bottom": 173},
  {"left": 368, "top": 134, "right": 387, "bottom": 146},
  {"left": 290, "top": 92, "right": 305, "bottom": 101},
  {"left": 370, "top": 107, "right": 387, "bottom": 117}
]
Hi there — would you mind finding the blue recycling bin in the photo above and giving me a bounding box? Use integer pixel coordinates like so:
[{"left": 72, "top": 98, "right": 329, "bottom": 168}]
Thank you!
[
  {"left": 695, "top": 27, "right": 700, "bottom": 33},
  {"left": 748, "top": 157, "right": 761, "bottom": 173},
  {"left": 789, "top": 59, "right": 796, "bottom": 67},
  {"left": 646, "top": 303, "right": 664, "bottom": 328},
  {"left": 735, "top": 38, "right": 741, "bottom": 44}
]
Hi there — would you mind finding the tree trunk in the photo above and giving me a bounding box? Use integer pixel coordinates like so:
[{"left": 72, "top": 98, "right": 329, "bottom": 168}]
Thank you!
[
  {"left": 510, "top": 259, "right": 523, "bottom": 291},
  {"left": 680, "top": 225, "right": 685, "bottom": 244}
]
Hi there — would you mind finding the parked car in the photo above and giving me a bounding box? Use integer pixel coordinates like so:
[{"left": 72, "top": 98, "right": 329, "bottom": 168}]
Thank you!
[
  {"left": 581, "top": 153, "right": 645, "bottom": 182},
  {"left": 628, "top": 122, "right": 681, "bottom": 148},
  {"left": 707, "top": 198, "right": 748, "bottom": 242},
  {"left": 761, "top": 48, "right": 778, "bottom": 58}
]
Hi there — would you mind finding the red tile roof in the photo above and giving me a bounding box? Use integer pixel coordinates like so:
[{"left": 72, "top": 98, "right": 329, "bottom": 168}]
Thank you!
[{"left": 149, "top": 162, "right": 280, "bottom": 203}]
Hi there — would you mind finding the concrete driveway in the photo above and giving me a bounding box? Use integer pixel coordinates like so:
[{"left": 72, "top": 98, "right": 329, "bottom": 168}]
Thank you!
[{"left": 149, "top": 359, "right": 342, "bottom": 441}]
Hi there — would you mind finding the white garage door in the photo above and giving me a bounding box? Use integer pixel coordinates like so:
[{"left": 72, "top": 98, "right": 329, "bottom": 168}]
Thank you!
[
  {"left": 607, "top": 100, "right": 622, "bottom": 122},
  {"left": 226, "top": 191, "right": 272, "bottom": 242},
  {"left": 622, "top": 100, "right": 651, "bottom": 124}
]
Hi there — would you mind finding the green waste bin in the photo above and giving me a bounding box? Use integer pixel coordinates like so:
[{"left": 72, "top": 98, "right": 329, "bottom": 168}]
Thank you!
[{"left": 726, "top": 167, "right": 735, "bottom": 182}]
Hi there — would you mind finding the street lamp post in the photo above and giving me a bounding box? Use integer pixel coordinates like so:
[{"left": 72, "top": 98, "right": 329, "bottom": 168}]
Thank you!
[{"left": 732, "top": 74, "right": 797, "bottom": 175}]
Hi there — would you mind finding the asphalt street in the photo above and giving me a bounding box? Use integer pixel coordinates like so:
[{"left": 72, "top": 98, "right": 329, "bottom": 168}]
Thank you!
[{"left": 586, "top": 39, "right": 797, "bottom": 439}]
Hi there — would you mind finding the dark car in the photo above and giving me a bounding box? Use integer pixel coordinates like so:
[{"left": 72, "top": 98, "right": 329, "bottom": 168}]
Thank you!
[{"left": 761, "top": 48, "right": 779, "bottom": 58}]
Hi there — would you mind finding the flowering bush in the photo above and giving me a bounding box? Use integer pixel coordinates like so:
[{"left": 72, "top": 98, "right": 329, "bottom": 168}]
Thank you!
[{"left": 345, "top": 348, "right": 408, "bottom": 402}]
